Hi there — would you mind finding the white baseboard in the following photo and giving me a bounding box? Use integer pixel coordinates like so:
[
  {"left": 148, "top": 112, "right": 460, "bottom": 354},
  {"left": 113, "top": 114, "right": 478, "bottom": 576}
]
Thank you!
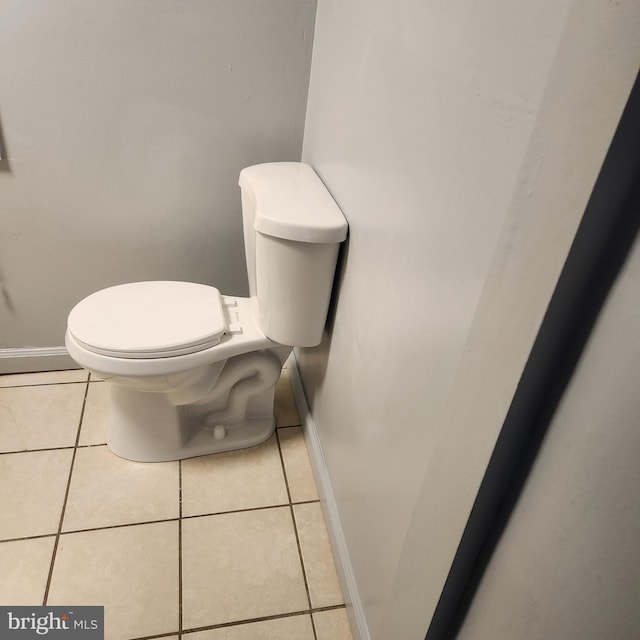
[
  {"left": 287, "top": 353, "right": 371, "bottom": 640},
  {"left": 0, "top": 347, "right": 77, "bottom": 374}
]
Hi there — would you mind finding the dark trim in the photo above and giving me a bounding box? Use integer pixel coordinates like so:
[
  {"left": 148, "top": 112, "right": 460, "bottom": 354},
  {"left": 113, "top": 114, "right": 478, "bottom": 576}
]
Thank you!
[{"left": 426, "top": 71, "right": 640, "bottom": 640}]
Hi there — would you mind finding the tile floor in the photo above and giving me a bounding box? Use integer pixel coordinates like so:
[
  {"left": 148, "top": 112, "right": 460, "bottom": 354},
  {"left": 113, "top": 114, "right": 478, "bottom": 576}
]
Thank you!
[{"left": 0, "top": 367, "right": 353, "bottom": 640}]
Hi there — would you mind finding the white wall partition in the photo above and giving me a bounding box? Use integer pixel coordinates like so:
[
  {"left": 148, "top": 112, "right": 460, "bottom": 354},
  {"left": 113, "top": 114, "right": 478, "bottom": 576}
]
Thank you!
[
  {"left": 298, "top": 0, "right": 640, "bottom": 638},
  {"left": 0, "top": 0, "right": 315, "bottom": 372}
]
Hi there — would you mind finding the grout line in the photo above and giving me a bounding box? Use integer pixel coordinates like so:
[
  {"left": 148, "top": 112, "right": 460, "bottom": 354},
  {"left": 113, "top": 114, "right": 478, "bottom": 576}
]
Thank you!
[
  {"left": 119, "top": 632, "right": 178, "bottom": 640},
  {"left": 114, "top": 605, "right": 350, "bottom": 640},
  {"left": 309, "top": 603, "right": 349, "bottom": 614},
  {"left": 42, "top": 376, "right": 90, "bottom": 604},
  {"left": 119, "top": 604, "right": 346, "bottom": 640},
  {"left": 0, "top": 377, "right": 90, "bottom": 390},
  {"left": 181, "top": 502, "right": 293, "bottom": 519},
  {"left": 291, "top": 498, "right": 322, "bottom": 506},
  {"left": 181, "top": 605, "right": 347, "bottom": 636},
  {"left": 276, "top": 421, "right": 303, "bottom": 429},
  {"left": 275, "top": 428, "right": 318, "bottom": 640},
  {"left": 0, "top": 533, "right": 58, "bottom": 544},
  {"left": 178, "top": 459, "right": 183, "bottom": 639},
  {"left": 0, "top": 381, "right": 86, "bottom": 389},
  {"left": 277, "top": 423, "right": 304, "bottom": 431},
  {"left": 41, "top": 517, "right": 181, "bottom": 538},
  {"left": 274, "top": 428, "right": 293, "bottom": 506},
  {"left": 0, "top": 445, "right": 78, "bottom": 457},
  {"left": 0, "top": 500, "right": 323, "bottom": 545}
]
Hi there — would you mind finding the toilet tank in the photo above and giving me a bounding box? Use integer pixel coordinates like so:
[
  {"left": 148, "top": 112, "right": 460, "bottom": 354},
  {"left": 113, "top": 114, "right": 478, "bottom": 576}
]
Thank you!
[{"left": 239, "top": 162, "right": 348, "bottom": 347}]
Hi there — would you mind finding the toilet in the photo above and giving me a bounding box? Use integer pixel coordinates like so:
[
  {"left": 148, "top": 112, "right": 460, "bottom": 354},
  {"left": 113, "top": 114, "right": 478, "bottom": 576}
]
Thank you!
[{"left": 65, "top": 162, "right": 347, "bottom": 462}]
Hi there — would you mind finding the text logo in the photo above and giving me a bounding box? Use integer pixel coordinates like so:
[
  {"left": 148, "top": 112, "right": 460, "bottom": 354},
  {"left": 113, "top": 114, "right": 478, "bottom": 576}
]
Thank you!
[{"left": 0, "top": 607, "right": 103, "bottom": 639}]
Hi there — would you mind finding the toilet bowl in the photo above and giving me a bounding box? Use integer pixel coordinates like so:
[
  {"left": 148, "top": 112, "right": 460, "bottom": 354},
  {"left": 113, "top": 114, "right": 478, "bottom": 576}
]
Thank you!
[{"left": 65, "top": 162, "right": 347, "bottom": 462}]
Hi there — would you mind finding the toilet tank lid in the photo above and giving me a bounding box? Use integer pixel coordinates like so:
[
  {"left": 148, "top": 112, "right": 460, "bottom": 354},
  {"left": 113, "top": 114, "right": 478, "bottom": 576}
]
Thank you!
[{"left": 239, "top": 162, "right": 348, "bottom": 244}]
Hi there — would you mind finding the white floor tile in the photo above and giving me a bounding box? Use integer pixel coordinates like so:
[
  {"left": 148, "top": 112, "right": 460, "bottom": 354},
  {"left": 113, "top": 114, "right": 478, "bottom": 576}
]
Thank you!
[
  {"left": 294, "top": 502, "right": 343, "bottom": 608},
  {"left": 48, "top": 522, "right": 179, "bottom": 640},
  {"left": 275, "top": 370, "right": 300, "bottom": 427},
  {"left": 278, "top": 427, "right": 319, "bottom": 503},
  {"left": 0, "top": 383, "right": 85, "bottom": 452},
  {"left": 0, "top": 368, "right": 349, "bottom": 638},
  {"left": 0, "top": 449, "right": 72, "bottom": 539},
  {"left": 182, "top": 508, "right": 309, "bottom": 629},
  {"left": 188, "top": 614, "right": 315, "bottom": 639},
  {"left": 181, "top": 434, "right": 288, "bottom": 516},
  {"left": 0, "top": 536, "right": 56, "bottom": 605},
  {"left": 63, "top": 445, "right": 179, "bottom": 531},
  {"left": 313, "top": 608, "right": 354, "bottom": 640},
  {"left": 78, "top": 382, "right": 109, "bottom": 446},
  {"left": 0, "top": 370, "right": 87, "bottom": 388}
]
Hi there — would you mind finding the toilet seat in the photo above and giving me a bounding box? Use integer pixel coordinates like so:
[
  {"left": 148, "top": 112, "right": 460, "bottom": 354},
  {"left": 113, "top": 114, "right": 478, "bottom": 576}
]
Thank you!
[{"left": 67, "top": 281, "right": 227, "bottom": 359}]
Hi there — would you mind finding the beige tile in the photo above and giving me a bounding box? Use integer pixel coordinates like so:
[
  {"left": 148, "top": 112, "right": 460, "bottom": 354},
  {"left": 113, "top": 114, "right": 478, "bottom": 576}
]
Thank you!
[
  {"left": 0, "top": 536, "right": 56, "bottom": 605},
  {"left": 188, "top": 614, "right": 315, "bottom": 640},
  {"left": 0, "top": 383, "right": 85, "bottom": 452},
  {"left": 313, "top": 608, "right": 354, "bottom": 640},
  {"left": 181, "top": 434, "right": 288, "bottom": 516},
  {"left": 0, "top": 403, "right": 22, "bottom": 452},
  {"left": 182, "top": 508, "right": 308, "bottom": 629},
  {"left": 278, "top": 427, "right": 319, "bottom": 503},
  {"left": 0, "top": 449, "right": 72, "bottom": 539},
  {"left": 294, "top": 502, "right": 343, "bottom": 608},
  {"left": 48, "top": 522, "right": 179, "bottom": 640},
  {"left": 0, "top": 369, "right": 87, "bottom": 388},
  {"left": 275, "top": 369, "right": 300, "bottom": 427},
  {"left": 78, "top": 382, "right": 109, "bottom": 446},
  {"left": 63, "top": 445, "right": 179, "bottom": 531}
]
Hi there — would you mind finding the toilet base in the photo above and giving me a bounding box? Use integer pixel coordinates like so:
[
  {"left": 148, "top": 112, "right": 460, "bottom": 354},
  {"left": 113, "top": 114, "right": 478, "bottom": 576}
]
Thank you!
[
  {"left": 104, "top": 349, "right": 288, "bottom": 462},
  {"left": 106, "top": 385, "right": 278, "bottom": 462}
]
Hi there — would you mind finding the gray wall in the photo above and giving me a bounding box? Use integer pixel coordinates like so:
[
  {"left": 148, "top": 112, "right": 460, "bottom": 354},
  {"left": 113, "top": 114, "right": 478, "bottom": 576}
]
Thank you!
[
  {"left": 298, "top": 0, "right": 640, "bottom": 638},
  {"left": 456, "top": 232, "right": 640, "bottom": 640},
  {"left": 0, "top": 0, "right": 315, "bottom": 371}
]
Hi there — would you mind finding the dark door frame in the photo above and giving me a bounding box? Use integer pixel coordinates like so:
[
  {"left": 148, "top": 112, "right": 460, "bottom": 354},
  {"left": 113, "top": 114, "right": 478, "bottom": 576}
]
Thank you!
[{"left": 426, "top": 70, "right": 640, "bottom": 640}]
